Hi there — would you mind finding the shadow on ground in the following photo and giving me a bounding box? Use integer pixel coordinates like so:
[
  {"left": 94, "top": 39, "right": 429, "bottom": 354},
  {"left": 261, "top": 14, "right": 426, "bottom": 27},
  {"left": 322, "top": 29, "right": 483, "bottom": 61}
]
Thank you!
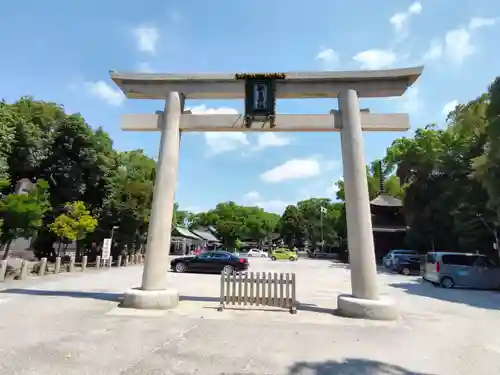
[
  {"left": 389, "top": 281, "right": 500, "bottom": 310},
  {"left": 329, "top": 261, "right": 398, "bottom": 276},
  {"left": 288, "top": 358, "right": 434, "bottom": 375},
  {"left": 1, "top": 288, "right": 343, "bottom": 316},
  {"left": 0, "top": 288, "right": 221, "bottom": 304},
  {"left": 0, "top": 288, "right": 124, "bottom": 302},
  {"left": 329, "top": 261, "right": 350, "bottom": 269}
]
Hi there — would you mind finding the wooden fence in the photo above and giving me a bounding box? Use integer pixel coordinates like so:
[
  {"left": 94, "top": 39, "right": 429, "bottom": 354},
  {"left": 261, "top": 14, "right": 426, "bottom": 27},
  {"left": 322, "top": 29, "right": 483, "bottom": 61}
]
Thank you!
[{"left": 218, "top": 271, "right": 297, "bottom": 314}]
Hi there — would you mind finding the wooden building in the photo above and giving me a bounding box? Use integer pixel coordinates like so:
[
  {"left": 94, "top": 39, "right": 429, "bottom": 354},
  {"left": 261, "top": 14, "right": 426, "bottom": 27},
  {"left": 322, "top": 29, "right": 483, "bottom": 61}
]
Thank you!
[{"left": 370, "top": 178, "right": 409, "bottom": 261}]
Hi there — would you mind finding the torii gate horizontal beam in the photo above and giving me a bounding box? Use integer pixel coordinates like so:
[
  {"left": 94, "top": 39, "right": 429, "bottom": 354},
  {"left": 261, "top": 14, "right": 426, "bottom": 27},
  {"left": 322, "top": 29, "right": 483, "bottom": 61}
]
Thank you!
[
  {"left": 121, "top": 112, "right": 409, "bottom": 132},
  {"left": 109, "top": 66, "right": 423, "bottom": 99}
]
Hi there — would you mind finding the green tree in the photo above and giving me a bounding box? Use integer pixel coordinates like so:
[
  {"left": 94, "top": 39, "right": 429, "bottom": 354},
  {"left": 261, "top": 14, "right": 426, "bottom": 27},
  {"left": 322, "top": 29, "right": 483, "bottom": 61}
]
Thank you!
[
  {"left": 0, "top": 179, "right": 51, "bottom": 259},
  {"left": 189, "top": 202, "right": 279, "bottom": 249},
  {"left": 278, "top": 205, "right": 306, "bottom": 248},
  {"left": 98, "top": 150, "right": 155, "bottom": 252},
  {"left": 335, "top": 160, "right": 404, "bottom": 202},
  {"left": 49, "top": 201, "right": 97, "bottom": 256},
  {"left": 296, "top": 198, "right": 343, "bottom": 248}
]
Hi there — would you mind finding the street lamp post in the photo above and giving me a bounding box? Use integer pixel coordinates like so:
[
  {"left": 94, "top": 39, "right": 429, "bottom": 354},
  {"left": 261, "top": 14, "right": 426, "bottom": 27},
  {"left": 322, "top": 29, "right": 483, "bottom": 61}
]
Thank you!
[
  {"left": 477, "top": 214, "right": 500, "bottom": 260},
  {"left": 110, "top": 225, "right": 119, "bottom": 246}
]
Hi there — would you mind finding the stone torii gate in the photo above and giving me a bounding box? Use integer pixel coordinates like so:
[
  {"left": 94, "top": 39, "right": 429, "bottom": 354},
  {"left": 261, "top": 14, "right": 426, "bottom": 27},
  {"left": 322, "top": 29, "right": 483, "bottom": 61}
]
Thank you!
[{"left": 110, "top": 66, "right": 423, "bottom": 320}]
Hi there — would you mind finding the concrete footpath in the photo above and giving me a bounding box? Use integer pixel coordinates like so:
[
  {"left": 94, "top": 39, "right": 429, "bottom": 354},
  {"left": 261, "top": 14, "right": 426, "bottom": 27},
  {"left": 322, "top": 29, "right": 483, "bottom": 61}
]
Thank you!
[{"left": 0, "top": 259, "right": 499, "bottom": 374}]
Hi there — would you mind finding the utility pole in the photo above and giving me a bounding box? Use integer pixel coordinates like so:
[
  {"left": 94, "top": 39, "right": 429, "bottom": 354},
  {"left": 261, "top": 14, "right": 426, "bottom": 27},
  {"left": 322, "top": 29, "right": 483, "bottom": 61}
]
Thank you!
[
  {"left": 320, "top": 206, "right": 326, "bottom": 253},
  {"left": 477, "top": 214, "right": 500, "bottom": 260}
]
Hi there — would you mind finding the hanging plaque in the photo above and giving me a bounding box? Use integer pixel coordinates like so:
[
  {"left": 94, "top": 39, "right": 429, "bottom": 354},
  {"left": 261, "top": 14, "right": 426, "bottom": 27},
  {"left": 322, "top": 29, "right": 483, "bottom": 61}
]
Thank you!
[{"left": 235, "top": 73, "right": 286, "bottom": 128}]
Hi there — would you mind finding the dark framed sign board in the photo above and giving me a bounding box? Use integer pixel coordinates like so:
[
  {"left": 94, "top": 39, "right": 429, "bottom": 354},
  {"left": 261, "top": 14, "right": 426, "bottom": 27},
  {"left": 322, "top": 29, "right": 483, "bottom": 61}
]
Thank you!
[{"left": 235, "top": 73, "right": 286, "bottom": 128}]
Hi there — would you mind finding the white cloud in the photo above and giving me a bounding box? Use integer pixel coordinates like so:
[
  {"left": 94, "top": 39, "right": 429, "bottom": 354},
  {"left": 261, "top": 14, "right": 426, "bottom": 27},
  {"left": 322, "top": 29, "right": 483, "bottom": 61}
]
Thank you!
[
  {"left": 186, "top": 105, "right": 247, "bottom": 155},
  {"left": 244, "top": 190, "right": 261, "bottom": 201},
  {"left": 423, "top": 39, "right": 443, "bottom": 60},
  {"left": 84, "top": 81, "right": 125, "bottom": 106},
  {"left": 468, "top": 17, "right": 497, "bottom": 30},
  {"left": 204, "top": 132, "right": 249, "bottom": 155},
  {"left": 137, "top": 61, "right": 154, "bottom": 73},
  {"left": 132, "top": 26, "right": 160, "bottom": 54},
  {"left": 442, "top": 100, "right": 458, "bottom": 116},
  {"left": 352, "top": 49, "right": 398, "bottom": 70},
  {"left": 423, "top": 17, "right": 496, "bottom": 65},
  {"left": 389, "top": 2, "right": 422, "bottom": 34},
  {"left": 254, "top": 133, "right": 292, "bottom": 150},
  {"left": 254, "top": 199, "right": 290, "bottom": 214},
  {"left": 260, "top": 158, "right": 322, "bottom": 183},
  {"left": 315, "top": 47, "right": 339, "bottom": 69},
  {"left": 188, "top": 105, "right": 293, "bottom": 154},
  {"left": 182, "top": 205, "right": 204, "bottom": 214},
  {"left": 188, "top": 105, "right": 238, "bottom": 115},
  {"left": 443, "top": 28, "right": 476, "bottom": 65},
  {"left": 242, "top": 190, "right": 289, "bottom": 213},
  {"left": 400, "top": 86, "right": 422, "bottom": 114}
]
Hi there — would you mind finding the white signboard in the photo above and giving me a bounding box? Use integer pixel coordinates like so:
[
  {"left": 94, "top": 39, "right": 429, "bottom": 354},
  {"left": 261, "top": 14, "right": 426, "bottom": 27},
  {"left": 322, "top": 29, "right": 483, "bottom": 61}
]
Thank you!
[{"left": 102, "top": 238, "right": 112, "bottom": 260}]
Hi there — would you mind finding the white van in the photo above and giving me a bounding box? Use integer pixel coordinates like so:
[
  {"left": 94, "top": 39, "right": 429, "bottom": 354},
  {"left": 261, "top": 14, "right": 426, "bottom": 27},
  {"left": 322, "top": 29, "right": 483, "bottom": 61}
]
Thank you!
[{"left": 423, "top": 252, "right": 500, "bottom": 289}]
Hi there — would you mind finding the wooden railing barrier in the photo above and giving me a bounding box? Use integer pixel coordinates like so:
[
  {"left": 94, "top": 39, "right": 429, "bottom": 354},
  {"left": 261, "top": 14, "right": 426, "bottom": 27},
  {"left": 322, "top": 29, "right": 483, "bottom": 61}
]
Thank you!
[{"left": 218, "top": 271, "right": 297, "bottom": 314}]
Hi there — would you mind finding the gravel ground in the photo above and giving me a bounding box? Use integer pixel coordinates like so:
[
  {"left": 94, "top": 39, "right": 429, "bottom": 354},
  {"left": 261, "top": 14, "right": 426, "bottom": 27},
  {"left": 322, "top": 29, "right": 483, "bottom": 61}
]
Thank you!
[{"left": 0, "top": 257, "right": 499, "bottom": 374}]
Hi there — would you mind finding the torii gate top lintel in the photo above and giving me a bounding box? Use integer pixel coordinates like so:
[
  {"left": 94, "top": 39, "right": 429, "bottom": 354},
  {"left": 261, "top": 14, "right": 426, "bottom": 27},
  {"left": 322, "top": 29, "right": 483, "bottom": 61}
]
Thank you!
[{"left": 110, "top": 66, "right": 423, "bottom": 100}]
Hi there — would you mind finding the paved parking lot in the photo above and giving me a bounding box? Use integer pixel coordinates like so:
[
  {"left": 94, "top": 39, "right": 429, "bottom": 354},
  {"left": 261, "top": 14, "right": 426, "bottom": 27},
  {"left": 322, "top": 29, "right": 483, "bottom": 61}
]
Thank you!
[{"left": 0, "top": 256, "right": 499, "bottom": 374}]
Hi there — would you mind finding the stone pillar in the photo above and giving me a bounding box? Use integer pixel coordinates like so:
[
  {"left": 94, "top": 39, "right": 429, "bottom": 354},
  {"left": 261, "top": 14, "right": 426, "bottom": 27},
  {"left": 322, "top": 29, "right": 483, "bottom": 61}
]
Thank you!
[
  {"left": 19, "top": 260, "right": 28, "bottom": 280},
  {"left": 122, "top": 92, "right": 182, "bottom": 310},
  {"left": 55, "top": 257, "right": 61, "bottom": 274},
  {"left": 337, "top": 89, "right": 397, "bottom": 321},
  {"left": 81, "top": 256, "right": 88, "bottom": 271},
  {"left": 0, "top": 260, "right": 7, "bottom": 281},
  {"left": 38, "top": 258, "right": 47, "bottom": 276}
]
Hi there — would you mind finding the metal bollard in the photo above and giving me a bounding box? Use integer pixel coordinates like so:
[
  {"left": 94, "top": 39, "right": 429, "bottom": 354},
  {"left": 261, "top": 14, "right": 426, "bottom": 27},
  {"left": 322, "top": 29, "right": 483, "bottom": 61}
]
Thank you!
[
  {"left": 117, "top": 255, "right": 122, "bottom": 267},
  {"left": 95, "top": 256, "right": 101, "bottom": 269},
  {"left": 55, "top": 257, "right": 61, "bottom": 274},
  {"left": 38, "top": 258, "right": 47, "bottom": 276},
  {"left": 124, "top": 255, "right": 129, "bottom": 267},
  {"left": 68, "top": 257, "right": 75, "bottom": 272},
  {"left": 81, "top": 256, "right": 88, "bottom": 272},
  {"left": 108, "top": 256, "right": 113, "bottom": 268}
]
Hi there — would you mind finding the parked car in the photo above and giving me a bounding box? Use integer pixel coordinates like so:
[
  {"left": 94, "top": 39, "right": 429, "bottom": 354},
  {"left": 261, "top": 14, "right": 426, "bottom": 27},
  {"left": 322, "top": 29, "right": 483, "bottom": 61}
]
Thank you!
[
  {"left": 247, "top": 248, "right": 267, "bottom": 257},
  {"left": 170, "top": 251, "right": 249, "bottom": 274},
  {"left": 422, "top": 252, "right": 500, "bottom": 289},
  {"left": 391, "top": 253, "right": 422, "bottom": 275},
  {"left": 383, "top": 249, "right": 419, "bottom": 268},
  {"left": 270, "top": 248, "right": 298, "bottom": 261}
]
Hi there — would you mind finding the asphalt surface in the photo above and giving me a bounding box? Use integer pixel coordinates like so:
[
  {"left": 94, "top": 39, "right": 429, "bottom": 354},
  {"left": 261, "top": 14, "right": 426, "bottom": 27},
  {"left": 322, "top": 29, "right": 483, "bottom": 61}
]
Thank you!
[{"left": 0, "top": 257, "right": 499, "bottom": 374}]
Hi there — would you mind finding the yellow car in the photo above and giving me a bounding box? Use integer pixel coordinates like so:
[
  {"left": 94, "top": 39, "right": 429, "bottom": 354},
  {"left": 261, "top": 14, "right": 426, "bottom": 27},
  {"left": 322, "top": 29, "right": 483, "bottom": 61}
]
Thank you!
[{"left": 270, "top": 248, "right": 298, "bottom": 261}]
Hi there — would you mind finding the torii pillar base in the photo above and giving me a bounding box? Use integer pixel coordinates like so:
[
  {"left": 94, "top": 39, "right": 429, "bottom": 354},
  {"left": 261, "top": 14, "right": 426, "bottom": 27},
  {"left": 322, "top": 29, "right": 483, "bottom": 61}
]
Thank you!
[
  {"left": 337, "top": 294, "right": 398, "bottom": 321},
  {"left": 121, "top": 288, "right": 179, "bottom": 310}
]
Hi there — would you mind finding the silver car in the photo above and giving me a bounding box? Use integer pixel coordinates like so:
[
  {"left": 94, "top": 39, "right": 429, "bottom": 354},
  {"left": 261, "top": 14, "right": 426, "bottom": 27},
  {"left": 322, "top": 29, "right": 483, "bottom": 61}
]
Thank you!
[{"left": 422, "top": 252, "right": 500, "bottom": 289}]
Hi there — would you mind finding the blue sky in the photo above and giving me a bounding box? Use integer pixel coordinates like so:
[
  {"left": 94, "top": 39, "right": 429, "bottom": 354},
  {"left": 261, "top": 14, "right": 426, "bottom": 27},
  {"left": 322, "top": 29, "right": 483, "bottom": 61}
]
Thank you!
[{"left": 1, "top": 0, "right": 499, "bottom": 214}]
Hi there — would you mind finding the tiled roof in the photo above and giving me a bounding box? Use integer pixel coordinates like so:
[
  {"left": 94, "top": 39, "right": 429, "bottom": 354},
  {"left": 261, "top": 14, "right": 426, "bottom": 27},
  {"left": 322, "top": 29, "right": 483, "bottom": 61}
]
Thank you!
[
  {"left": 191, "top": 229, "right": 220, "bottom": 242},
  {"left": 370, "top": 194, "right": 403, "bottom": 207},
  {"left": 174, "top": 226, "right": 201, "bottom": 240}
]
